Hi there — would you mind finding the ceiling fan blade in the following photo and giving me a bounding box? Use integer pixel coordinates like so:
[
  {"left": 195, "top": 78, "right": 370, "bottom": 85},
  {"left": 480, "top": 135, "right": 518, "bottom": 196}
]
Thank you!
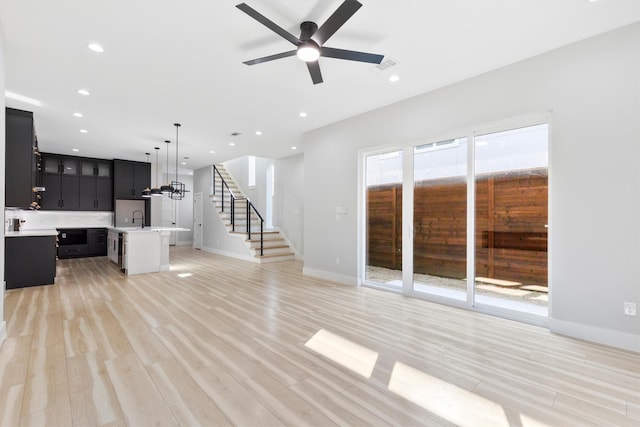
[
  {"left": 306, "top": 61, "right": 323, "bottom": 85},
  {"left": 236, "top": 3, "right": 300, "bottom": 46},
  {"left": 311, "top": 0, "right": 362, "bottom": 45},
  {"left": 243, "top": 50, "right": 297, "bottom": 65},
  {"left": 320, "top": 47, "right": 383, "bottom": 64}
]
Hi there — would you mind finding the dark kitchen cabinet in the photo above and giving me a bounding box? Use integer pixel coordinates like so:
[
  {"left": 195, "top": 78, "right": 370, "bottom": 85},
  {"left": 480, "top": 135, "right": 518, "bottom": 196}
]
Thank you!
[
  {"left": 79, "top": 159, "right": 113, "bottom": 211},
  {"left": 87, "top": 228, "right": 108, "bottom": 256},
  {"left": 57, "top": 227, "right": 108, "bottom": 258},
  {"left": 40, "top": 154, "right": 80, "bottom": 210},
  {"left": 113, "top": 159, "right": 150, "bottom": 199},
  {"left": 5, "top": 235, "right": 57, "bottom": 289},
  {"left": 5, "top": 108, "right": 40, "bottom": 208}
]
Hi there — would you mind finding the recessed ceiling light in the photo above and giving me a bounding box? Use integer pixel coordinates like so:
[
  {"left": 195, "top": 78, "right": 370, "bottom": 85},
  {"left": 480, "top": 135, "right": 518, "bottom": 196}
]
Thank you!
[
  {"left": 181, "top": 162, "right": 187, "bottom": 165},
  {"left": 255, "top": 131, "right": 262, "bottom": 136},
  {"left": 77, "top": 89, "right": 90, "bottom": 96},
  {"left": 5, "top": 91, "right": 42, "bottom": 107},
  {"left": 88, "top": 43, "right": 104, "bottom": 53},
  {"left": 229, "top": 142, "right": 235, "bottom": 146},
  {"left": 72, "top": 148, "right": 80, "bottom": 152},
  {"left": 389, "top": 74, "right": 400, "bottom": 83},
  {"left": 79, "top": 129, "right": 88, "bottom": 133},
  {"left": 299, "top": 112, "right": 307, "bottom": 118},
  {"left": 73, "top": 112, "right": 83, "bottom": 117},
  {"left": 209, "top": 150, "right": 216, "bottom": 154},
  {"left": 291, "top": 146, "right": 297, "bottom": 150}
]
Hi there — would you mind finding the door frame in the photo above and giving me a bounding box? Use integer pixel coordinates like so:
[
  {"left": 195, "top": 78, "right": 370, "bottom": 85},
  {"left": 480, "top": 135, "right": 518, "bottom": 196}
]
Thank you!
[{"left": 193, "top": 192, "right": 203, "bottom": 250}]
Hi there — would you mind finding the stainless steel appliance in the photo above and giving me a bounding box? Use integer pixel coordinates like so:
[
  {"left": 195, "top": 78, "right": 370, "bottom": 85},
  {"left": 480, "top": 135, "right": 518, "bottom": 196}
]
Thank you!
[{"left": 107, "top": 229, "right": 124, "bottom": 268}]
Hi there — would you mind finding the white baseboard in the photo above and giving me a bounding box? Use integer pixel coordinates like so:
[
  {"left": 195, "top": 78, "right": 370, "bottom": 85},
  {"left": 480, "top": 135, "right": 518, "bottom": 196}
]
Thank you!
[
  {"left": 201, "top": 246, "right": 259, "bottom": 263},
  {"left": 302, "top": 267, "right": 357, "bottom": 286},
  {"left": 176, "top": 240, "right": 193, "bottom": 246},
  {"left": 294, "top": 254, "right": 304, "bottom": 262},
  {"left": 549, "top": 318, "right": 640, "bottom": 353}
]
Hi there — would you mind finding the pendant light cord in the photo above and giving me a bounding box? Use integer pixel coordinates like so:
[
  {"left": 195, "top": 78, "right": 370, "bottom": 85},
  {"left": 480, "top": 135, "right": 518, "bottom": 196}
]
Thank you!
[{"left": 174, "top": 123, "right": 181, "bottom": 186}]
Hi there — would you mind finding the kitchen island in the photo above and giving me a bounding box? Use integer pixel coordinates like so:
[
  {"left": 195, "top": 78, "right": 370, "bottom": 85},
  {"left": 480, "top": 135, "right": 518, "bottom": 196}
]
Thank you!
[
  {"left": 111, "top": 227, "right": 190, "bottom": 275},
  {"left": 4, "top": 229, "right": 58, "bottom": 288}
]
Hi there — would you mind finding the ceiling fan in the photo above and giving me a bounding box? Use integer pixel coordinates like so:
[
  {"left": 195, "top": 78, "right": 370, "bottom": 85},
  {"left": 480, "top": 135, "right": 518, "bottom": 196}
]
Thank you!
[{"left": 236, "top": 0, "right": 384, "bottom": 84}]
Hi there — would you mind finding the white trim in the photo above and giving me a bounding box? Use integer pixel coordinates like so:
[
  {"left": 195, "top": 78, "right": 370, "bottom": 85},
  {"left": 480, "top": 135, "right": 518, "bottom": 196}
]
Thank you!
[
  {"left": 176, "top": 240, "right": 194, "bottom": 246},
  {"left": 401, "top": 146, "right": 413, "bottom": 294},
  {"left": 549, "top": 318, "right": 640, "bottom": 353},
  {"left": 303, "top": 267, "right": 357, "bottom": 286}
]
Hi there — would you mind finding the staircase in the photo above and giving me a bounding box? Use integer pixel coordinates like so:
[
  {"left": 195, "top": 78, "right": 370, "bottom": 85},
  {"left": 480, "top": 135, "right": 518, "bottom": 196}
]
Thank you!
[{"left": 210, "top": 164, "right": 295, "bottom": 263}]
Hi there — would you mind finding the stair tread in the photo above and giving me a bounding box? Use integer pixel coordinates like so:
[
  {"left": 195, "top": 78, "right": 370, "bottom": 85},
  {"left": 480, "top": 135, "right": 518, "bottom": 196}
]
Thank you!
[
  {"left": 230, "top": 231, "right": 280, "bottom": 235},
  {"left": 255, "top": 252, "right": 295, "bottom": 259},
  {"left": 252, "top": 245, "right": 290, "bottom": 250}
]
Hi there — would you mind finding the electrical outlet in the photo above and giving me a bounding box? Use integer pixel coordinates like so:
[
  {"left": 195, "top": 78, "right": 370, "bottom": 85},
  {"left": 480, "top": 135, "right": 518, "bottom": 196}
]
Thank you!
[{"left": 624, "top": 302, "right": 636, "bottom": 316}]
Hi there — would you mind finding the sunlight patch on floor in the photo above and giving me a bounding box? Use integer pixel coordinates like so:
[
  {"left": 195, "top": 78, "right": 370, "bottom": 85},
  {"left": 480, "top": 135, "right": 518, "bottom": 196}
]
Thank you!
[
  {"left": 388, "top": 361, "right": 550, "bottom": 427},
  {"left": 305, "top": 329, "right": 379, "bottom": 378}
]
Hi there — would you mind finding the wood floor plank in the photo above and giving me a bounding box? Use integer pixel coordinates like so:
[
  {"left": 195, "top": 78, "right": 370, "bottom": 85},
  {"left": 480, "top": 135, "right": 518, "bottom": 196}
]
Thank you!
[
  {"left": 104, "top": 353, "right": 177, "bottom": 427},
  {"left": 146, "top": 358, "right": 232, "bottom": 426},
  {"left": 0, "top": 384, "right": 25, "bottom": 427},
  {"left": 241, "top": 371, "right": 338, "bottom": 426},
  {"left": 67, "top": 351, "right": 123, "bottom": 426},
  {"left": 0, "top": 335, "right": 32, "bottom": 390},
  {"left": 82, "top": 298, "right": 134, "bottom": 360},
  {"left": 6, "top": 288, "right": 41, "bottom": 338},
  {"left": 63, "top": 317, "right": 98, "bottom": 358},
  {"left": 191, "top": 364, "right": 284, "bottom": 426},
  {"left": 104, "top": 298, "right": 172, "bottom": 366},
  {"left": 18, "top": 401, "right": 72, "bottom": 427},
  {"left": 22, "top": 343, "right": 69, "bottom": 415}
]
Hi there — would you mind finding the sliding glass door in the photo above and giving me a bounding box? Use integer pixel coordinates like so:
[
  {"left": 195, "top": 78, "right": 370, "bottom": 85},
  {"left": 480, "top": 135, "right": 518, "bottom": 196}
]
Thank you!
[
  {"left": 412, "top": 138, "right": 468, "bottom": 301},
  {"left": 361, "top": 117, "right": 550, "bottom": 322},
  {"left": 474, "top": 124, "right": 549, "bottom": 315},
  {"left": 364, "top": 150, "right": 403, "bottom": 289}
]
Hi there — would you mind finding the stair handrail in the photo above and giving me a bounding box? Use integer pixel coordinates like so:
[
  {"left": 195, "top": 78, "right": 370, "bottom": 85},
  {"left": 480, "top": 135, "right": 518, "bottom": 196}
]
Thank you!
[
  {"left": 245, "top": 199, "right": 264, "bottom": 256},
  {"left": 212, "top": 164, "right": 264, "bottom": 256}
]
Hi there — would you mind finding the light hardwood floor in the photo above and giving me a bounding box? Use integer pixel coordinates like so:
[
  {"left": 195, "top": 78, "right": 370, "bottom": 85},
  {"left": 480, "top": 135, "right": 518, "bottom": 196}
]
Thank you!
[{"left": 1, "top": 246, "right": 638, "bottom": 426}]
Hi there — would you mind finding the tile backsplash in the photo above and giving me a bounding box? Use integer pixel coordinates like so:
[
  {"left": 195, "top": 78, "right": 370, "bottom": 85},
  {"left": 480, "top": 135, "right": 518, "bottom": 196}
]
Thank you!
[
  {"left": 5, "top": 209, "right": 114, "bottom": 231},
  {"left": 114, "top": 199, "right": 145, "bottom": 227}
]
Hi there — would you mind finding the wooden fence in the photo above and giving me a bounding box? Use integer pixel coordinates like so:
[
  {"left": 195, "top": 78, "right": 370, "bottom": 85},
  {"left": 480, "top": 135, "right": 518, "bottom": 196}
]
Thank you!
[{"left": 367, "top": 168, "right": 548, "bottom": 286}]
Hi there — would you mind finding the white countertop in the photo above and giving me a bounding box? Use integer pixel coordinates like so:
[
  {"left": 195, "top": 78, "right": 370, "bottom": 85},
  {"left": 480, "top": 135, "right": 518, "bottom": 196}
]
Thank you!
[
  {"left": 5, "top": 229, "right": 59, "bottom": 237},
  {"left": 112, "top": 227, "right": 191, "bottom": 233}
]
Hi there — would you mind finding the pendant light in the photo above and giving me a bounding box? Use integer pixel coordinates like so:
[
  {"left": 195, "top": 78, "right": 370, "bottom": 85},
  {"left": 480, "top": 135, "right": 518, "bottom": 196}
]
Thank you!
[
  {"left": 161, "top": 140, "right": 173, "bottom": 194},
  {"left": 150, "top": 147, "right": 162, "bottom": 196},
  {"left": 141, "top": 152, "right": 152, "bottom": 198},
  {"left": 170, "top": 123, "right": 188, "bottom": 200}
]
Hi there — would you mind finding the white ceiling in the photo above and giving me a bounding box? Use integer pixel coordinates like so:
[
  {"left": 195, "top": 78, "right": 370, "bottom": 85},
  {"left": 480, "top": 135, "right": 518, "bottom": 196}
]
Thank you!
[{"left": 1, "top": 0, "right": 638, "bottom": 172}]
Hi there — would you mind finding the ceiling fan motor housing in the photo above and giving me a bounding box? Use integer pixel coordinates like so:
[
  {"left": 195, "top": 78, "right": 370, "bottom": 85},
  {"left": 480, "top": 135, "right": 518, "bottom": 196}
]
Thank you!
[{"left": 300, "top": 21, "right": 318, "bottom": 41}]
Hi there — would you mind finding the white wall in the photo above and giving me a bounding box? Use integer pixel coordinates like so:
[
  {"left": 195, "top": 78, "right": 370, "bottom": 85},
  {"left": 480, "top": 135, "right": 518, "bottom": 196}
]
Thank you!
[
  {"left": 303, "top": 24, "right": 640, "bottom": 351},
  {"left": 0, "top": 22, "right": 6, "bottom": 344},
  {"left": 224, "top": 155, "right": 274, "bottom": 220},
  {"left": 275, "top": 154, "right": 304, "bottom": 255}
]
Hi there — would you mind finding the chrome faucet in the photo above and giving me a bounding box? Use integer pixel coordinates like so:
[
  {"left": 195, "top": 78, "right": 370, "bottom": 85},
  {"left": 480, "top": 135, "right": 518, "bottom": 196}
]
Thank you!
[{"left": 132, "top": 210, "right": 145, "bottom": 228}]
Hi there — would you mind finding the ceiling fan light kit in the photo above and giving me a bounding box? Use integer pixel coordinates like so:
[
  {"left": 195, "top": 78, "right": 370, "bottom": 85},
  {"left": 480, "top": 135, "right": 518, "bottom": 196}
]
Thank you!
[
  {"left": 236, "top": 0, "right": 384, "bottom": 84},
  {"left": 297, "top": 40, "right": 320, "bottom": 62}
]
